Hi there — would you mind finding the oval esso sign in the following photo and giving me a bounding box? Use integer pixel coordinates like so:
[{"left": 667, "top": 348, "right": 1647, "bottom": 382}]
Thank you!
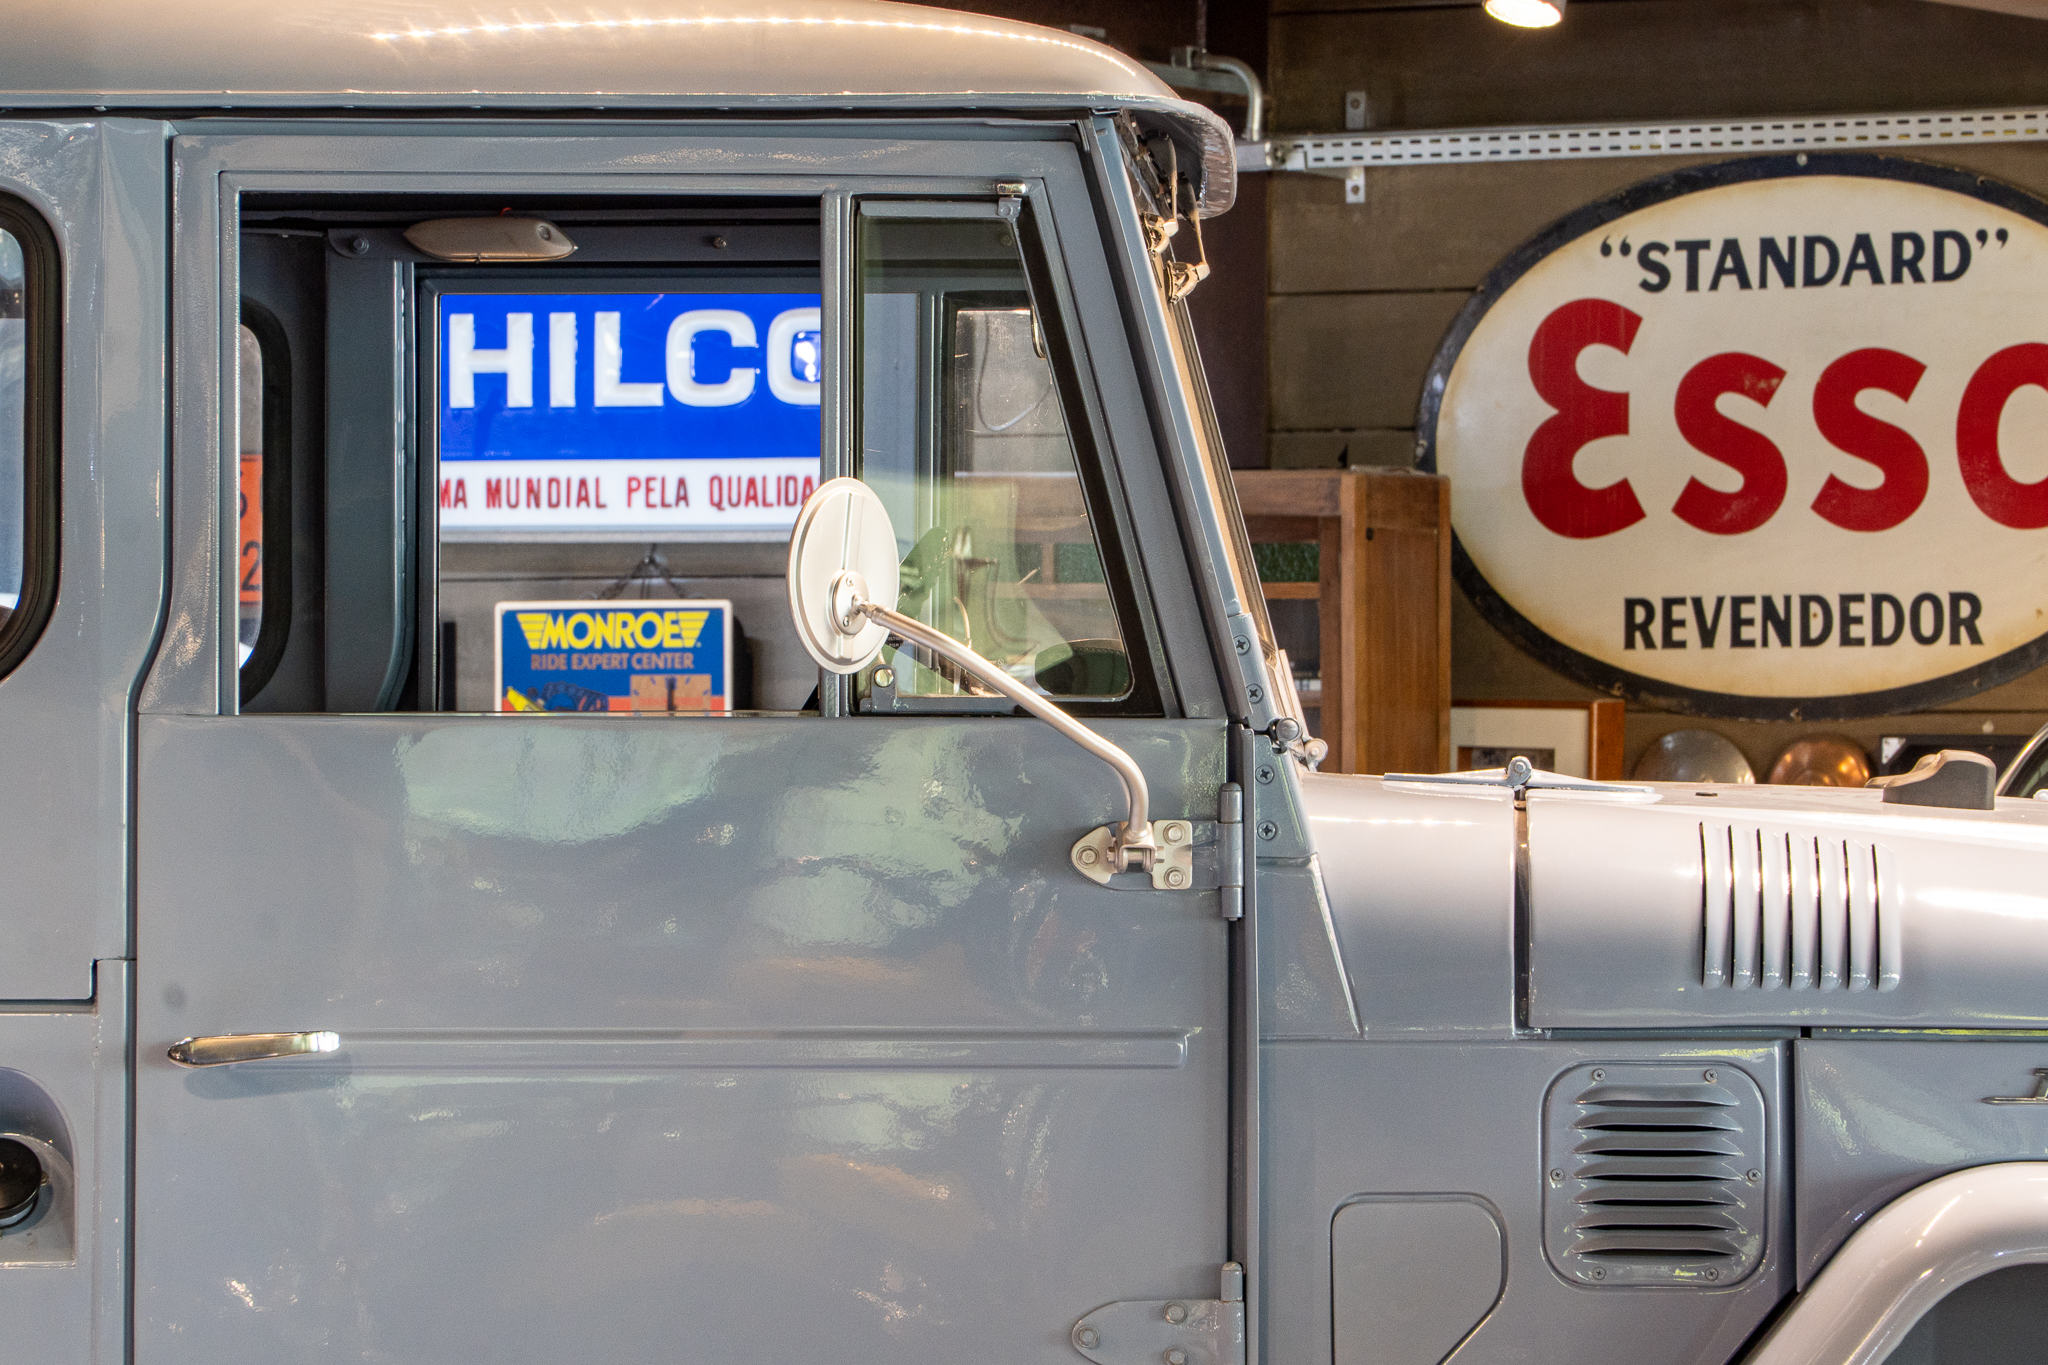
[{"left": 1421, "top": 154, "right": 2048, "bottom": 720}]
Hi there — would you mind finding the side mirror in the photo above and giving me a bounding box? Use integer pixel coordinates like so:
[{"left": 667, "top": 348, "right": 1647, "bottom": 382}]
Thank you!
[{"left": 787, "top": 479, "right": 1167, "bottom": 878}]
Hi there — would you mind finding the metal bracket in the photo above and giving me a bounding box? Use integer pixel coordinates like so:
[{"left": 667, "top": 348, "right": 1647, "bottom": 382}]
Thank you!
[
  {"left": 1073, "top": 820, "right": 1196, "bottom": 889},
  {"left": 1298, "top": 163, "right": 1365, "bottom": 204},
  {"left": 1273, "top": 103, "right": 2048, "bottom": 173},
  {"left": 1985, "top": 1069, "right": 2048, "bottom": 1104},
  {"left": 1072, "top": 1263, "right": 1246, "bottom": 1365}
]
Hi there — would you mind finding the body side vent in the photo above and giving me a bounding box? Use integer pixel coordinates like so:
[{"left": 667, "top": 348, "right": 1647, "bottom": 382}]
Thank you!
[
  {"left": 1542, "top": 1062, "right": 1767, "bottom": 1287},
  {"left": 1700, "top": 823, "right": 1900, "bottom": 991}
]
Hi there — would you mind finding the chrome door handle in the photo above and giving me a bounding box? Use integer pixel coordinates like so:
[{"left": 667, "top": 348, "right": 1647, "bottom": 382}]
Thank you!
[
  {"left": 167, "top": 1031, "right": 340, "bottom": 1068},
  {"left": 1984, "top": 1068, "right": 2048, "bottom": 1104}
]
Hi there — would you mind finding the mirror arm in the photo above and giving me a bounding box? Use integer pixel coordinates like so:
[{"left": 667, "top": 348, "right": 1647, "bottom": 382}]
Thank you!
[{"left": 853, "top": 595, "right": 1159, "bottom": 871}]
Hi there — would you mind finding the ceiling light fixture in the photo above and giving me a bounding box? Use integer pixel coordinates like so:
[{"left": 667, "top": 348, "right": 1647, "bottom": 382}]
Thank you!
[{"left": 1484, "top": 0, "right": 1565, "bottom": 27}]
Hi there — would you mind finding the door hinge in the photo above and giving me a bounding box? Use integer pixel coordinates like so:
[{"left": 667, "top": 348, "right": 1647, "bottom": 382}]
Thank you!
[
  {"left": 1217, "top": 783, "right": 1244, "bottom": 921},
  {"left": 1072, "top": 1262, "right": 1245, "bottom": 1365}
]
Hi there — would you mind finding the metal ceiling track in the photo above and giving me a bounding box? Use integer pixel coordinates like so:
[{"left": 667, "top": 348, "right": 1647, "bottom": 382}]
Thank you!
[{"left": 1273, "top": 105, "right": 2048, "bottom": 169}]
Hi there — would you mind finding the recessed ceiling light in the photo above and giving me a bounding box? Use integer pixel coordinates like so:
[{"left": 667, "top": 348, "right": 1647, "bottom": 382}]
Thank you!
[{"left": 1485, "top": 0, "right": 1565, "bottom": 27}]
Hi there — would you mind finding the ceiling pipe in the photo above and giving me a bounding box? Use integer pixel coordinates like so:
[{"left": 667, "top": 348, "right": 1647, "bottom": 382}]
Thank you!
[{"left": 1145, "top": 47, "right": 1266, "bottom": 146}]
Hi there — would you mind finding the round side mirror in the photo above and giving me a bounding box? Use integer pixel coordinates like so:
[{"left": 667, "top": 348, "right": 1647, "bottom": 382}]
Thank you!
[{"left": 786, "top": 477, "right": 902, "bottom": 674}]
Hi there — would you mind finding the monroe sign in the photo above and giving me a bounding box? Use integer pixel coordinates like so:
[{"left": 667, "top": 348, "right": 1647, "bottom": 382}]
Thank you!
[{"left": 1421, "top": 154, "right": 2048, "bottom": 720}]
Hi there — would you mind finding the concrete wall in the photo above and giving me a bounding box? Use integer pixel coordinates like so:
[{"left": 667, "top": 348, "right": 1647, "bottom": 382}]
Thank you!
[{"left": 1264, "top": 0, "right": 2048, "bottom": 778}]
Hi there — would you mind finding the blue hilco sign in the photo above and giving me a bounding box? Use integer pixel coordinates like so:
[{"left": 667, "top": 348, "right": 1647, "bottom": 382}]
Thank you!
[{"left": 437, "top": 291, "right": 821, "bottom": 536}]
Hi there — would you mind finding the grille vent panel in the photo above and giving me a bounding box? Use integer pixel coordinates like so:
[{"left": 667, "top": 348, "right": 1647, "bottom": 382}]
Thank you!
[
  {"left": 1542, "top": 1063, "right": 1767, "bottom": 1287},
  {"left": 1700, "top": 824, "right": 1900, "bottom": 991}
]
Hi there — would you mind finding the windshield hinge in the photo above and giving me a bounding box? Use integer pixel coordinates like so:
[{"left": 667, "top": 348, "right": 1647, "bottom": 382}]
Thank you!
[
  {"left": 1072, "top": 1263, "right": 1246, "bottom": 1365},
  {"left": 1217, "top": 783, "right": 1244, "bottom": 921},
  {"left": 1384, "top": 754, "right": 1652, "bottom": 805}
]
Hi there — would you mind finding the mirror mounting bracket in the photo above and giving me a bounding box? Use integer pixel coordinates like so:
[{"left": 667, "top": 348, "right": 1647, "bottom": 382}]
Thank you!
[
  {"left": 848, "top": 593, "right": 1161, "bottom": 875},
  {"left": 1072, "top": 820, "right": 1195, "bottom": 890}
]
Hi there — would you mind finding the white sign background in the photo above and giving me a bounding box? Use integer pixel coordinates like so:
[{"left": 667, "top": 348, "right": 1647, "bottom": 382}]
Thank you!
[{"left": 1424, "top": 155, "right": 2048, "bottom": 719}]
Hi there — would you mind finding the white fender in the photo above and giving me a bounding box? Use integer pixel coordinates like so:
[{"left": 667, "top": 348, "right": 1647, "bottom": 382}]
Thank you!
[{"left": 1745, "top": 1162, "right": 2048, "bottom": 1365}]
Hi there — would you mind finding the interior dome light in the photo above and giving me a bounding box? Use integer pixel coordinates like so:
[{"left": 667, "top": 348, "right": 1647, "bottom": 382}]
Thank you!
[{"left": 1485, "top": 0, "right": 1565, "bottom": 26}]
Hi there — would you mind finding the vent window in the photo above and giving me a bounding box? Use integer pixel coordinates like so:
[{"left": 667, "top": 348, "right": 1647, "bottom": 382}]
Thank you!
[
  {"left": 1700, "top": 824, "right": 1901, "bottom": 991},
  {"left": 1542, "top": 1063, "right": 1767, "bottom": 1287}
]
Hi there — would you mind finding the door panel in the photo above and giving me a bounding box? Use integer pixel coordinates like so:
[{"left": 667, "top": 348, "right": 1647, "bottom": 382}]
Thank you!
[{"left": 136, "top": 714, "right": 1227, "bottom": 1360}]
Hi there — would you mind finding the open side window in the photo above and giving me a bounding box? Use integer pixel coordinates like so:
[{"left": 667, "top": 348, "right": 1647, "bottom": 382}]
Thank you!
[
  {"left": 854, "top": 199, "right": 1160, "bottom": 717},
  {"left": 230, "top": 196, "right": 831, "bottom": 715},
  {"left": 230, "top": 186, "right": 1162, "bottom": 720}
]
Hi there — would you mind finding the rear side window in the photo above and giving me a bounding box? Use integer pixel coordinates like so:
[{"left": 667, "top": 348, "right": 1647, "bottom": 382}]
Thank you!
[
  {"left": 236, "top": 305, "right": 291, "bottom": 700},
  {"left": 0, "top": 198, "right": 58, "bottom": 678}
]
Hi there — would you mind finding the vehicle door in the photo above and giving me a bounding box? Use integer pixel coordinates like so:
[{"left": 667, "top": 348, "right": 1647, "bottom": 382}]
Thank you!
[{"left": 133, "top": 124, "right": 1232, "bottom": 1363}]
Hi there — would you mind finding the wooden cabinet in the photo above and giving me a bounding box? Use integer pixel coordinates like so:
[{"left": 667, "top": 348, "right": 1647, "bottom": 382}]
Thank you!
[{"left": 1232, "top": 468, "right": 1451, "bottom": 776}]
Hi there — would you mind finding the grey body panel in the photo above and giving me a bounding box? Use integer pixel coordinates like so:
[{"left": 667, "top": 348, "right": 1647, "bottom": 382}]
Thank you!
[
  {"left": 1255, "top": 859, "right": 1359, "bottom": 1040},
  {"left": 1796, "top": 1039, "right": 2048, "bottom": 1289},
  {"left": 1526, "top": 785, "right": 2048, "bottom": 1028},
  {"left": 1260, "top": 1041, "right": 1792, "bottom": 1365},
  {"left": 1331, "top": 1197, "right": 1504, "bottom": 1365},
  {"left": 0, "top": 964, "right": 134, "bottom": 1365},
  {"left": 0, "top": 120, "right": 166, "bottom": 998},
  {"left": 1301, "top": 774, "right": 1517, "bottom": 1039},
  {"left": 134, "top": 715, "right": 1229, "bottom": 1361}
]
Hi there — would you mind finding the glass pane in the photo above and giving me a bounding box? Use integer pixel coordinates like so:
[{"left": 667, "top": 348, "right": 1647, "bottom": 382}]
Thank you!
[
  {"left": 237, "top": 324, "right": 262, "bottom": 665},
  {"left": 0, "top": 229, "right": 23, "bottom": 627},
  {"left": 858, "top": 214, "right": 1130, "bottom": 700}
]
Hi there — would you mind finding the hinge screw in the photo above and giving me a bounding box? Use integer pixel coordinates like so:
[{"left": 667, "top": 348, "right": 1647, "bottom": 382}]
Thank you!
[
  {"left": 1076, "top": 1326, "right": 1100, "bottom": 1349},
  {"left": 1256, "top": 766, "right": 1274, "bottom": 785},
  {"left": 1078, "top": 847, "right": 1100, "bottom": 866},
  {"left": 1234, "top": 635, "right": 1250, "bottom": 655},
  {"left": 1257, "top": 821, "right": 1278, "bottom": 841},
  {"left": 1165, "top": 1350, "right": 1187, "bottom": 1365},
  {"left": 1247, "top": 684, "right": 1264, "bottom": 704},
  {"left": 1164, "top": 824, "right": 1185, "bottom": 844},
  {"left": 1166, "top": 868, "right": 1186, "bottom": 888},
  {"left": 1164, "top": 1303, "right": 1188, "bottom": 1324}
]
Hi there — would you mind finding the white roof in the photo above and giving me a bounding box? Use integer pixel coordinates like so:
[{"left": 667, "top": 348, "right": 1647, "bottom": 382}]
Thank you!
[{"left": 0, "top": 0, "right": 1235, "bottom": 212}]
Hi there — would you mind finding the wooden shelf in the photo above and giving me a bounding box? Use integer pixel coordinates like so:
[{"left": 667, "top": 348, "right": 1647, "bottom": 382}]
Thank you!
[{"left": 1234, "top": 468, "right": 1450, "bottom": 776}]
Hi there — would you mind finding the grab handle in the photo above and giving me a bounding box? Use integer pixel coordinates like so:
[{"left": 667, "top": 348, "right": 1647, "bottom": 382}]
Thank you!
[{"left": 167, "top": 1031, "right": 340, "bottom": 1068}]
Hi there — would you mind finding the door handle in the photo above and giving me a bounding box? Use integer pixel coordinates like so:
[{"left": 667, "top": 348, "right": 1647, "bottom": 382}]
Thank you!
[
  {"left": 1984, "top": 1068, "right": 2048, "bottom": 1104},
  {"left": 167, "top": 1031, "right": 340, "bottom": 1068}
]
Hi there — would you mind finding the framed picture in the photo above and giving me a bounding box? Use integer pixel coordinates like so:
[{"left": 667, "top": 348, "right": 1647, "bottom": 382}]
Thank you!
[{"left": 1451, "top": 699, "right": 1626, "bottom": 780}]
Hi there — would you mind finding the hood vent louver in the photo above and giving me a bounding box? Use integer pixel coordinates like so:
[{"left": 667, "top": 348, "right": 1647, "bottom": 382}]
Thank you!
[
  {"left": 1543, "top": 1063, "right": 1767, "bottom": 1288},
  {"left": 1700, "top": 824, "right": 1900, "bottom": 991}
]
